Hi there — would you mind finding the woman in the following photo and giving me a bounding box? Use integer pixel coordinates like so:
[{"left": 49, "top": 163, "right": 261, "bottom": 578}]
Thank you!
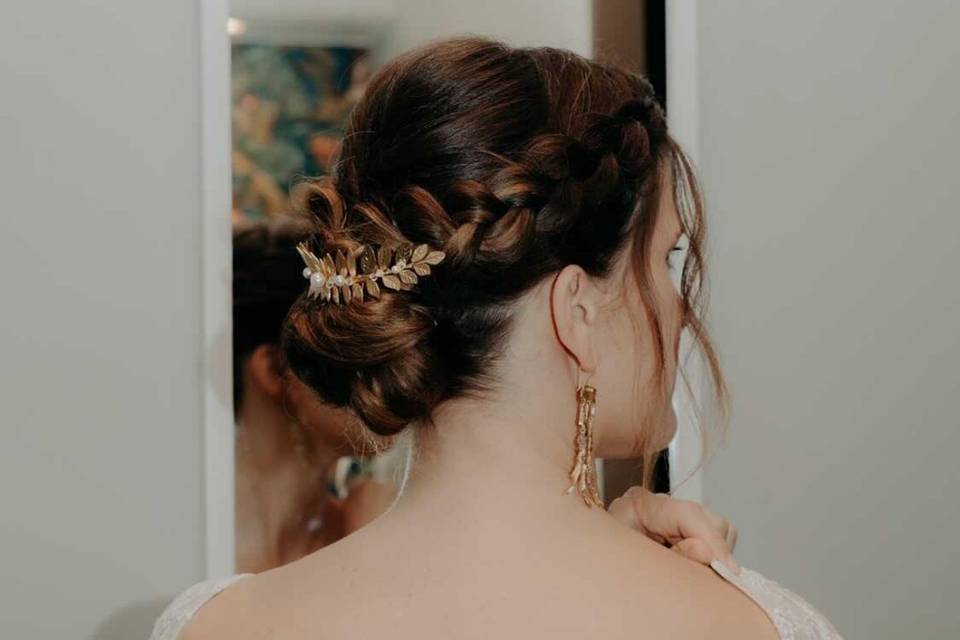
[
  {"left": 232, "top": 218, "right": 402, "bottom": 573},
  {"left": 154, "top": 38, "right": 842, "bottom": 639}
]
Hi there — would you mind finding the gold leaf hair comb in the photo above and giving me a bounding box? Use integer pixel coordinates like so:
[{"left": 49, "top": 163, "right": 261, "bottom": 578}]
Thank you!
[{"left": 297, "top": 241, "right": 446, "bottom": 304}]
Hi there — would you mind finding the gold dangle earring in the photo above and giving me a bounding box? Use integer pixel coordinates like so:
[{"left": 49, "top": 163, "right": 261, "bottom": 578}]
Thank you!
[{"left": 566, "top": 368, "right": 603, "bottom": 508}]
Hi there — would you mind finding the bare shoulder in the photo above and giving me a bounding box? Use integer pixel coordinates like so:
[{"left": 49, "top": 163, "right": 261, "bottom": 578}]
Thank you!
[
  {"left": 178, "top": 574, "right": 265, "bottom": 640},
  {"left": 596, "top": 521, "right": 781, "bottom": 640},
  {"left": 178, "top": 520, "right": 780, "bottom": 640},
  {"left": 177, "top": 541, "right": 355, "bottom": 640},
  {"left": 684, "top": 562, "right": 782, "bottom": 640}
]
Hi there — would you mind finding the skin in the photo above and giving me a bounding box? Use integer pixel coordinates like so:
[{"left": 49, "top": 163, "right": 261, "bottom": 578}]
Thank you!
[
  {"left": 235, "top": 346, "right": 739, "bottom": 574},
  {"left": 234, "top": 347, "right": 399, "bottom": 573},
  {"left": 191, "top": 167, "right": 775, "bottom": 639}
]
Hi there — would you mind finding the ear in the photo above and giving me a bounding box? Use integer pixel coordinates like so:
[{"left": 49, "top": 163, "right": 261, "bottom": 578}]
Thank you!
[
  {"left": 550, "top": 264, "right": 601, "bottom": 373},
  {"left": 245, "top": 344, "right": 285, "bottom": 401}
]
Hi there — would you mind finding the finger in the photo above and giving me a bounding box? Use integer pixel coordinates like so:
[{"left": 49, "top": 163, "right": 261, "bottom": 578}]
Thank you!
[
  {"left": 689, "top": 530, "right": 735, "bottom": 572},
  {"left": 670, "top": 538, "right": 714, "bottom": 566},
  {"left": 726, "top": 524, "right": 739, "bottom": 552},
  {"left": 612, "top": 490, "right": 723, "bottom": 549},
  {"left": 678, "top": 506, "right": 735, "bottom": 563},
  {"left": 606, "top": 493, "right": 635, "bottom": 522},
  {"left": 608, "top": 492, "right": 663, "bottom": 542},
  {"left": 608, "top": 488, "right": 737, "bottom": 563},
  {"left": 610, "top": 487, "right": 741, "bottom": 574},
  {"left": 607, "top": 494, "right": 638, "bottom": 530},
  {"left": 703, "top": 515, "right": 737, "bottom": 555},
  {"left": 645, "top": 497, "right": 726, "bottom": 549},
  {"left": 648, "top": 499, "right": 740, "bottom": 568},
  {"left": 672, "top": 538, "right": 741, "bottom": 575}
]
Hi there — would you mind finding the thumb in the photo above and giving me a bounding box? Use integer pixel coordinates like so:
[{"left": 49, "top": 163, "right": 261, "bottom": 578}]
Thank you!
[
  {"left": 670, "top": 537, "right": 714, "bottom": 565},
  {"left": 671, "top": 538, "right": 741, "bottom": 575}
]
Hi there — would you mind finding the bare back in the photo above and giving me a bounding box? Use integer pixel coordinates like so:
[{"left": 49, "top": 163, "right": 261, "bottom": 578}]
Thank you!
[{"left": 181, "top": 509, "right": 779, "bottom": 640}]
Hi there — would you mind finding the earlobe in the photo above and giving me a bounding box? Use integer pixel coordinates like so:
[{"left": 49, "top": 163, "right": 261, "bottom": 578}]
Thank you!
[{"left": 549, "top": 265, "right": 599, "bottom": 373}]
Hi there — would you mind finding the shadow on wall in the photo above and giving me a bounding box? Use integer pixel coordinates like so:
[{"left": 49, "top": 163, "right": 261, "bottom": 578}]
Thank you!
[{"left": 89, "top": 596, "right": 170, "bottom": 640}]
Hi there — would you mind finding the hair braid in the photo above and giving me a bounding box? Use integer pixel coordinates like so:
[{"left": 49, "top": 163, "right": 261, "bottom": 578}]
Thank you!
[{"left": 282, "top": 38, "right": 727, "bottom": 450}]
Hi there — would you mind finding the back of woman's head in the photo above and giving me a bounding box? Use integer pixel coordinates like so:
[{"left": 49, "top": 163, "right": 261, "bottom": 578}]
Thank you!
[
  {"left": 282, "top": 37, "right": 724, "bottom": 443},
  {"left": 233, "top": 216, "right": 313, "bottom": 410}
]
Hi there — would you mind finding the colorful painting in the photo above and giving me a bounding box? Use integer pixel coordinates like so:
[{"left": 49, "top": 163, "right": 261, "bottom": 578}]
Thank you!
[{"left": 230, "top": 44, "right": 371, "bottom": 222}]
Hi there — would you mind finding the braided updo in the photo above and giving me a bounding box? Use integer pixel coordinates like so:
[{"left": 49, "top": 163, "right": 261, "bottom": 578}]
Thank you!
[{"left": 282, "top": 37, "right": 725, "bottom": 438}]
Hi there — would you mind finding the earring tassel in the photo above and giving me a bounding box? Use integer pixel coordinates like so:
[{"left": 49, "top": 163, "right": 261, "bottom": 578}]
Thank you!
[{"left": 566, "top": 384, "right": 603, "bottom": 508}]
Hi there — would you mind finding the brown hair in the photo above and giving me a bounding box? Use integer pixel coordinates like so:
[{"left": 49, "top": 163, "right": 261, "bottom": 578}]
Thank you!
[
  {"left": 233, "top": 217, "right": 313, "bottom": 410},
  {"left": 282, "top": 37, "right": 727, "bottom": 480}
]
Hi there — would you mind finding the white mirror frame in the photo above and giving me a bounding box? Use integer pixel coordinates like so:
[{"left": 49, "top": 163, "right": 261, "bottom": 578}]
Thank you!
[
  {"left": 201, "top": 0, "right": 235, "bottom": 578},
  {"left": 665, "top": 0, "right": 706, "bottom": 505}
]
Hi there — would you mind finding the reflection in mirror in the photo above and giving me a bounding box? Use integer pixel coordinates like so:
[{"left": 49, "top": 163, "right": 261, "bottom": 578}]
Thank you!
[
  {"left": 232, "top": 218, "right": 403, "bottom": 573},
  {"left": 229, "top": 4, "right": 402, "bottom": 574}
]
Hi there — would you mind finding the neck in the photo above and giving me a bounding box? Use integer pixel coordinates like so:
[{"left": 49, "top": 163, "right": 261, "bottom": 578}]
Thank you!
[
  {"left": 234, "top": 388, "right": 338, "bottom": 568},
  {"left": 235, "top": 382, "right": 343, "bottom": 473},
  {"left": 386, "top": 373, "right": 606, "bottom": 532},
  {"left": 381, "top": 285, "right": 614, "bottom": 535},
  {"left": 236, "top": 408, "right": 302, "bottom": 473}
]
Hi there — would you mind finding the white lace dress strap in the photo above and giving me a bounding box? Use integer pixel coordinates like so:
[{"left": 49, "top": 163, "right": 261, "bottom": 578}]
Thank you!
[
  {"left": 149, "top": 573, "right": 254, "bottom": 640},
  {"left": 709, "top": 560, "right": 844, "bottom": 640}
]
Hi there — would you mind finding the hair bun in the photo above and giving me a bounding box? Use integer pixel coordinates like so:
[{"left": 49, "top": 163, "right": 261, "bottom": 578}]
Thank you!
[{"left": 283, "top": 284, "right": 439, "bottom": 435}]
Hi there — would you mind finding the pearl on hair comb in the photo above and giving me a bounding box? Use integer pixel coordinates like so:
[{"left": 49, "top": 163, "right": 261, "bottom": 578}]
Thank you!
[{"left": 297, "top": 241, "right": 446, "bottom": 305}]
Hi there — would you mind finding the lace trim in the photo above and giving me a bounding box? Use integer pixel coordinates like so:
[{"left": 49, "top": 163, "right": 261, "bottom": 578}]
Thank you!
[
  {"left": 149, "top": 573, "right": 254, "bottom": 640},
  {"left": 709, "top": 560, "right": 844, "bottom": 640}
]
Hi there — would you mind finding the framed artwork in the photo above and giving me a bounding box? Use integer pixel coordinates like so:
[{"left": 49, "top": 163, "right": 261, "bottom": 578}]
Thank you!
[{"left": 230, "top": 43, "right": 371, "bottom": 222}]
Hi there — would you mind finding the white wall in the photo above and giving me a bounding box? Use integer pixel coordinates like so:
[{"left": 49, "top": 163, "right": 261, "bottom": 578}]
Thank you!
[
  {"left": 0, "top": 1, "right": 206, "bottom": 638},
  {"left": 230, "top": 0, "right": 592, "bottom": 59},
  {"left": 381, "top": 0, "right": 591, "bottom": 60},
  {"left": 697, "top": 1, "right": 960, "bottom": 637}
]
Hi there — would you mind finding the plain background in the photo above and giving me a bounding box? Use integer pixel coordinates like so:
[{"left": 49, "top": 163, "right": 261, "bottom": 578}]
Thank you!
[
  {"left": 0, "top": 1, "right": 957, "bottom": 638},
  {"left": 699, "top": 1, "right": 960, "bottom": 637},
  {"left": 0, "top": 1, "right": 206, "bottom": 638}
]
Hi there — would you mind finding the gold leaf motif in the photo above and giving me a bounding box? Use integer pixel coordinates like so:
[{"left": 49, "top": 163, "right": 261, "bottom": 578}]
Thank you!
[
  {"left": 359, "top": 245, "right": 377, "bottom": 274},
  {"left": 381, "top": 274, "right": 401, "bottom": 290},
  {"left": 296, "top": 243, "right": 323, "bottom": 271},
  {"left": 302, "top": 241, "right": 445, "bottom": 305},
  {"left": 347, "top": 250, "right": 358, "bottom": 277},
  {"left": 412, "top": 243, "right": 429, "bottom": 262},
  {"left": 323, "top": 253, "right": 336, "bottom": 275},
  {"left": 377, "top": 245, "right": 392, "bottom": 270},
  {"left": 424, "top": 250, "right": 446, "bottom": 265}
]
